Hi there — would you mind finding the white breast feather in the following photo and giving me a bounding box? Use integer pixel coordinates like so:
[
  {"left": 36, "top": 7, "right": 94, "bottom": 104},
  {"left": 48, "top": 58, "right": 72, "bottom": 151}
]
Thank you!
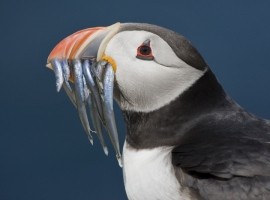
[{"left": 123, "top": 142, "right": 191, "bottom": 200}]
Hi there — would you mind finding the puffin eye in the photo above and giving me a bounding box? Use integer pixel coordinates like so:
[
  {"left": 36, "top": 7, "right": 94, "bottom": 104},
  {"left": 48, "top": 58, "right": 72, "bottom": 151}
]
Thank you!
[
  {"left": 136, "top": 40, "right": 154, "bottom": 60},
  {"left": 139, "top": 45, "right": 151, "bottom": 55}
]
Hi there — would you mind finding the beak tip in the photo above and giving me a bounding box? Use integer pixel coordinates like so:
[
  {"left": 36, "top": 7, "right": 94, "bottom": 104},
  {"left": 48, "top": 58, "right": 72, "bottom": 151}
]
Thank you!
[{"left": 46, "top": 63, "right": 52, "bottom": 69}]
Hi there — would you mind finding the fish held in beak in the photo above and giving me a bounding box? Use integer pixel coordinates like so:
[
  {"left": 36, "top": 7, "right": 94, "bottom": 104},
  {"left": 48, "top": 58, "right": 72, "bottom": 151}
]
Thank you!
[{"left": 46, "top": 23, "right": 122, "bottom": 166}]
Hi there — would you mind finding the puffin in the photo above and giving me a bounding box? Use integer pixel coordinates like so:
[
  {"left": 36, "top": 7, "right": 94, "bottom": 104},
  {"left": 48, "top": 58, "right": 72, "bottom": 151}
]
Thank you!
[{"left": 46, "top": 22, "right": 270, "bottom": 200}]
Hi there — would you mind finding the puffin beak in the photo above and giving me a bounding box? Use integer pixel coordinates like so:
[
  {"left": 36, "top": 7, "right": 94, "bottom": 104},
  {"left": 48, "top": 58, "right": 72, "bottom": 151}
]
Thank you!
[{"left": 46, "top": 23, "right": 122, "bottom": 166}]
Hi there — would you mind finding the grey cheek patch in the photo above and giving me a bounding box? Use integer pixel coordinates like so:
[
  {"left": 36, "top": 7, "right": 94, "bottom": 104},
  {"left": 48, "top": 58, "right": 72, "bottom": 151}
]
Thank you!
[{"left": 49, "top": 58, "right": 122, "bottom": 166}]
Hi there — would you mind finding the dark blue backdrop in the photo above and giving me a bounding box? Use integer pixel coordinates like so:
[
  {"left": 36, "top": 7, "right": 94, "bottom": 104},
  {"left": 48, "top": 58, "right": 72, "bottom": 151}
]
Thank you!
[{"left": 1, "top": 1, "right": 270, "bottom": 199}]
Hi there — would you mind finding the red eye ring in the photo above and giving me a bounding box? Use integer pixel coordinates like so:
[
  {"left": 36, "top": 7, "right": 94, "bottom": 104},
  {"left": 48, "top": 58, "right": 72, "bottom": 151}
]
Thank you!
[{"left": 136, "top": 40, "right": 154, "bottom": 60}]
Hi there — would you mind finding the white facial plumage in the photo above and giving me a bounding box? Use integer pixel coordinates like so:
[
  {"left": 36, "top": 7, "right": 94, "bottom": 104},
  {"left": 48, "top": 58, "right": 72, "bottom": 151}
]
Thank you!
[{"left": 105, "top": 30, "right": 206, "bottom": 112}]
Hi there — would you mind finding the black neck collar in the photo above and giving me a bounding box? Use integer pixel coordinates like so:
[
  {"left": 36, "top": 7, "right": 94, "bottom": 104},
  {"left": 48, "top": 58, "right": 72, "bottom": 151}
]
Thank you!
[{"left": 123, "top": 69, "right": 232, "bottom": 149}]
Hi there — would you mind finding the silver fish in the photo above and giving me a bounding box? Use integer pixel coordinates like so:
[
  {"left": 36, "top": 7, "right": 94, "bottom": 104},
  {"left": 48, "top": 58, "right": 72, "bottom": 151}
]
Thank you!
[
  {"left": 102, "top": 63, "right": 122, "bottom": 166},
  {"left": 51, "top": 58, "right": 64, "bottom": 92},
  {"left": 94, "top": 61, "right": 105, "bottom": 81},
  {"left": 63, "top": 82, "right": 76, "bottom": 108},
  {"left": 73, "top": 59, "right": 93, "bottom": 145},
  {"left": 82, "top": 60, "right": 104, "bottom": 121},
  {"left": 87, "top": 95, "right": 108, "bottom": 155},
  {"left": 61, "top": 59, "right": 72, "bottom": 91}
]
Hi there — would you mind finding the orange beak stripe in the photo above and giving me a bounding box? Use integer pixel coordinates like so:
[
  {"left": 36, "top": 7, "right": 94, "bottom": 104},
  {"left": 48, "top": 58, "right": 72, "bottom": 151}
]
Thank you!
[{"left": 47, "top": 27, "right": 105, "bottom": 62}]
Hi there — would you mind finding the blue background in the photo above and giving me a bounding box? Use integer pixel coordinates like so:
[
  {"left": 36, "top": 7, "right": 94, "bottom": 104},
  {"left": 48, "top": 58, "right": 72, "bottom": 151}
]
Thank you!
[{"left": 1, "top": 1, "right": 270, "bottom": 199}]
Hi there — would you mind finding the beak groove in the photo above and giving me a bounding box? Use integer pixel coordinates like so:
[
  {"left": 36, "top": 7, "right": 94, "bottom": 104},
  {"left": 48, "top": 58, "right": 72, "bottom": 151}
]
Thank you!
[{"left": 47, "top": 23, "right": 122, "bottom": 165}]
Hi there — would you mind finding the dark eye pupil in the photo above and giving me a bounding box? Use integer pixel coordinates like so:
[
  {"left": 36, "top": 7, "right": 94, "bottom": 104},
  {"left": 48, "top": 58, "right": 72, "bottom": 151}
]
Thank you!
[{"left": 140, "top": 45, "right": 151, "bottom": 55}]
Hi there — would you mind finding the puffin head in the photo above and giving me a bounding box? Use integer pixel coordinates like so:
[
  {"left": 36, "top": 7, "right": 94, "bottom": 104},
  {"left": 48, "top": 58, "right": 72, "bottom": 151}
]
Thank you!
[
  {"left": 47, "top": 22, "right": 209, "bottom": 163},
  {"left": 105, "top": 23, "right": 208, "bottom": 112}
]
